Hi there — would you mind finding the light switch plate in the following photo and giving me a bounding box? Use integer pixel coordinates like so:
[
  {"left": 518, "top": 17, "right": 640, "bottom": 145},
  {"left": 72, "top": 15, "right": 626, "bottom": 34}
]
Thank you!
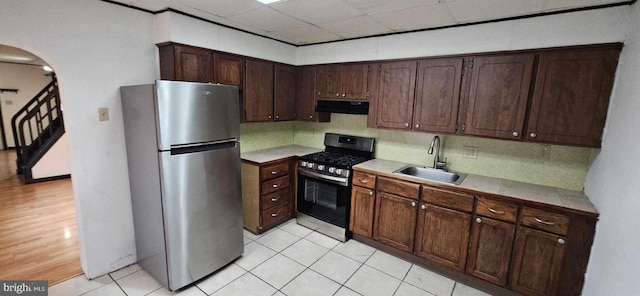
[
  {"left": 463, "top": 146, "right": 478, "bottom": 159},
  {"left": 98, "top": 107, "right": 109, "bottom": 121}
]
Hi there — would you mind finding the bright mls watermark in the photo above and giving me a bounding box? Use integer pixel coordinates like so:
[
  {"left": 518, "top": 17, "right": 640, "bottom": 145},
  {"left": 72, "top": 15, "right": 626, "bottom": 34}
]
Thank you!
[{"left": 0, "top": 281, "right": 47, "bottom": 296}]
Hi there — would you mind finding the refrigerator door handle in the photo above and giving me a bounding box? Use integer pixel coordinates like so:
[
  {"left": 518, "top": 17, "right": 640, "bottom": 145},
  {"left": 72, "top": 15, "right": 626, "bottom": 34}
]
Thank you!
[{"left": 170, "top": 140, "right": 237, "bottom": 155}]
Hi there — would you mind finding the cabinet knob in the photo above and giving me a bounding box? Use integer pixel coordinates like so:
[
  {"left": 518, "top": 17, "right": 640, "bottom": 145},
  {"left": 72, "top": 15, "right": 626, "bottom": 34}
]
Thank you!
[
  {"left": 476, "top": 218, "right": 482, "bottom": 223},
  {"left": 411, "top": 201, "right": 417, "bottom": 207},
  {"left": 336, "top": 93, "right": 340, "bottom": 97},
  {"left": 405, "top": 123, "right": 410, "bottom": 128},
  {"left": 271, "top": 213, "right": 278, "bottom": 217},
  {"left": 369, "top": 191, "right": 373, "bottom": 196},
  {"left": 415, "top": 124, "right": 420, "bottom": 128},
  {"left": 276, "top": 115, "right": 279, "bottom": 119},
  {"left": 512, "top": 131, "right": 519, "bottom": 137},
  {"left": 558, "top": 238, "right": 566, "bottom": 245},
  {"left": 342, "top": 93, "right": 346, "bottom": 97},
  {"left": 309, "top": 115, "right": 313, "bottom": 119},
  {"left": 421, "top": 204, "right": 427, "bottom": 210},
  {"left": 268, "top": 115, "right": 272, "bottom": 119},
  {"left": 530, "top": 132, "right": 537, "bottom": 138},
  {"left": 272, "top": 184, "right": 279, "bottom": 188},
  {"left": 271, "top": 171, "right": 279, "bottom": 175},
  {"left": 271, "top": 198, "right": 279, "bottom": 202}
]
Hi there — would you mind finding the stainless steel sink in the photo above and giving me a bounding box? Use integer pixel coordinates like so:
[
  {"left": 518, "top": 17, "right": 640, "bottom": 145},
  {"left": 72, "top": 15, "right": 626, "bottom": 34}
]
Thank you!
[{"left": 393, "top": 165, "right": 467, "bottom": 185}]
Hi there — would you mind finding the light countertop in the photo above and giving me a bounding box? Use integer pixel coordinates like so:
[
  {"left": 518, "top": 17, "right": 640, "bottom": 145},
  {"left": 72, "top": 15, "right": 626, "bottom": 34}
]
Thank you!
[
  {"left": 240, "top": 145, "right": 322, "bottom": 164},
  {"left": 354, "top": 159, "right": 597, "bottom": 215}
]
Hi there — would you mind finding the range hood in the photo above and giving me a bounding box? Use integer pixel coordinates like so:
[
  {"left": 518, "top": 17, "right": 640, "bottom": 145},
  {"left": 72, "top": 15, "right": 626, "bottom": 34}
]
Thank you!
[{"left": 314, "top": 100, "right": 369, "bottom": 115}]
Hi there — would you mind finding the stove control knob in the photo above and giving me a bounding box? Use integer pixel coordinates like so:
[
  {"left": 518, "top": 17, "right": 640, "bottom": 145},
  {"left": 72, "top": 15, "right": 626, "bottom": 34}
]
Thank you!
[
  {"left": 335, "top": 169, "right": 343, "bottom": 175},
  {"left": 328, "top": 167, "right": 336, "bottom": 174},
  {"left": 300, "top": 161, "right": 307, "bottom": 167},
  {"left": 307, "top": 162, "right": 314, "bottom": 169},
  {"left": 317, "top": 165, "right": 325, "bottom": 171}
]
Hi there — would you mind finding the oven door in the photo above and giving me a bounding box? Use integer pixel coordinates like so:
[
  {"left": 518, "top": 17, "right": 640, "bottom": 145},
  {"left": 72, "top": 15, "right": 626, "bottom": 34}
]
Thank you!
[{"left": 297, "top": 170, "right": 351, "bottom": 228}]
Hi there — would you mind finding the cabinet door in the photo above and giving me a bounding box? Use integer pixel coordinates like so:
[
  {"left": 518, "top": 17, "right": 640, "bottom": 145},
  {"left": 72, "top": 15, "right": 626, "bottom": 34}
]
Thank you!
[
  {"left": 466, "top": 216, "right": 515, "bottom": 287},
  {"left": 373, "top": 192, "right": 418, "bottom": 252},
  {"left": 526, "top": 48, "right": 620, "bottom": 147},
  {"left": 510, "top": 227, "right": 567, "bottom": 296},
  {"left": 413, "top": 58, "right": 463, "bottom": 133},
  {"left": 376, "top": 61, "right": 417, "bottom": 130},
  {"left": 350, "top": 186, "right": 376, "bottom": 238},
  {"left": 274, "top": 64, "right": 296, "bottom": 121},
  {"left": 342, "top": 64, "right": 368, "bottom": 100},
  {"left": 464, "top": 54, "right": 534, "bottom": 139},
  {"left": 414, "top": 203, "right": 471, "bottom": 271},
  {"left": 214, "top": 53, "right": 244, "bottom": 87},
  {"left": 316, "top": 65, "right": 342, "bottom": 99},
  {"left": 244, "top": 59, "right": 274, "bottom": 122},
  {"left": 296, "top": 66, "right": 316, "bottom": 121}
]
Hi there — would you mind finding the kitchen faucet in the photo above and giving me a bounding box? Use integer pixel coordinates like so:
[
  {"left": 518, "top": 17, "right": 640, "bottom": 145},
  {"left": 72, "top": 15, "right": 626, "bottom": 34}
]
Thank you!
[{"left": 428, "top": 135, "right": 447, "bottom": 170}]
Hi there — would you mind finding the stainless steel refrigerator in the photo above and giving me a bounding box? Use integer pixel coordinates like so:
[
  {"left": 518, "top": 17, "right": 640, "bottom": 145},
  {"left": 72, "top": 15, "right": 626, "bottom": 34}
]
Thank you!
[{"left": 121, "top": 80, "right": 243, "bottom": 291}]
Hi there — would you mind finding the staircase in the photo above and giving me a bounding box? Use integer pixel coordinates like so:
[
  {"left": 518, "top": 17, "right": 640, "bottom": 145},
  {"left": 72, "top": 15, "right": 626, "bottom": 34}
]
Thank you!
[{"left": 11, "top": 76, "right": 65, "bottom": 183}]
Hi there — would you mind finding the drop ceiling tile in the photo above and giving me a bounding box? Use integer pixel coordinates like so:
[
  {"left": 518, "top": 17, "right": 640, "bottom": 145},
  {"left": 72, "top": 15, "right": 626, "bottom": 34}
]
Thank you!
[
  {"left": 370, "top": 3, "right": 456, "bottom": 31},
  {"left": 272, "top": 25, "right": 341, "bottom": 45},
  {"left": 271, "top": 0, "right": 364, "bottom": 24},
  {"left": 229, "top": 7, "right": 309, "bottom": 32},
  {"left": 444, "top": 0, "right": 545, "bottom": 22},
  {"left": 181, "top": 0, "right": 264, "bottom": 17},
  {"left": 544, "top": 0, "right": 625, "bottom": 11},
  {"left": 344, "top": 0, "right": 439, "bottom": 14},
  {"left": 318, "top": 16, "right": 391, "bottom": 38}
]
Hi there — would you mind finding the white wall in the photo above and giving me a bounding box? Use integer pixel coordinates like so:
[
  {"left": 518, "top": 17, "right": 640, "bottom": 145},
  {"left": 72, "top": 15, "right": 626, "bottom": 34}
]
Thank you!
[
  {"left": 0, "top": 0, "right": 157, "bottom": 278},
  {"left": 154, "top": 12, "right": 297, "bottom": 65},
  {"left": 31, "top": 133, "right": 71, "bottom": 179},
  {"left": 582, "top": 2, "right": 640, "bottom": 295},
  {"left": 0, "top": 63, "right": 52, "bottom": 148},
  {"left": 297, "top": 6, "right": 629, "bottom": 64}
]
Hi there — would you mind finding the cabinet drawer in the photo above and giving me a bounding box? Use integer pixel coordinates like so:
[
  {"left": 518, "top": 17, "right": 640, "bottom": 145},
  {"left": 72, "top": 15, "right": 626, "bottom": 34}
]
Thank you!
[
  {"left": 476, "top": 197, "right": 518, "bottom": 223},
  {"left": 422, "top": 186, "right": 474, "bottom": 213},
  {"left": 353, "top": 171, "right": 376, "bottom": 189},
  {"left": 262, "top": 202, "right": 290, "bottom": 227},
  {"left": 261, "top": 162, "right": 290, "bottom": 180},
  {"left": 521, "top": 207, "right": 570, "bottom": 235},
  {"left": 261, "top": 189, "right": 289, "bottom": 210},
  {"left": 377, "top": 177, "right": 420, "bottom": 200},
  {"left": 261, "top": 175, "right": 290, "bottom": 195}
]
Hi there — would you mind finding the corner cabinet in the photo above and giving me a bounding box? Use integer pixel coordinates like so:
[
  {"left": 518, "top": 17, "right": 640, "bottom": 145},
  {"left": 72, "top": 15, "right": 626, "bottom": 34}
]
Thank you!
[
  {"left": 525, "top": 47, "right": 620, "bottom": 147},
  {"left": 158, "top": 43, "right": 213, "bottom": 83},
  {"left": 241, "top": 158, "right": 294, "bottom": 234},
  {"left": 350, "top": 168, "right": 598, "bottom": 296}
]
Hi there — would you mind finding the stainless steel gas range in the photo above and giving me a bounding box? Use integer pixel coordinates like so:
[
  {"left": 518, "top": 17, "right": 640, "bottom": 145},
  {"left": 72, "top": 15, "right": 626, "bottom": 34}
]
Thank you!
[{"left": 296, "top": 133, "right": 375, "bottom": 241}]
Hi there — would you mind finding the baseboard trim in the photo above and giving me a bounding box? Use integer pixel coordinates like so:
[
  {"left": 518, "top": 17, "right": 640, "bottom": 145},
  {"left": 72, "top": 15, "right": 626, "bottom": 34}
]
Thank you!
[{"left": 26, "top": 174, "right": 71, "bottom": 184}]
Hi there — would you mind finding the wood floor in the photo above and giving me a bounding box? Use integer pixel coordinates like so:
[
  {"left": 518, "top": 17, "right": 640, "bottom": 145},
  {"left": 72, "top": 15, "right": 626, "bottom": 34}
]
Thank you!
[{"left": 0, "top": 150, "right": 82, "bottom": 286}]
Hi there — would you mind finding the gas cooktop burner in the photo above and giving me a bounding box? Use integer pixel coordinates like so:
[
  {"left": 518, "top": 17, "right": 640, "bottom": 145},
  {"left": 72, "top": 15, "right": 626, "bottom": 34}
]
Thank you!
[{"left": 302, "top": 151, "right": 369, "bottom": 167}]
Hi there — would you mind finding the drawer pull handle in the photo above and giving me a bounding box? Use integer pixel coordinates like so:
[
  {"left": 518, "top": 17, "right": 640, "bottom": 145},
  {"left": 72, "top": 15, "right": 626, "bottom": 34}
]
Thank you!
[
  {"left": 271, "top": 198, "right": 279, "bottom": 202},
  {"left": 271, "top": 213, "right": 278, "bottom": 217},
  {"left": 535, "top": 217, "right": 555, "bottom": 226},
  {"left": 359, "top": 179, "right": 369, "bottom": 183},
  {"left": 272, "top": 184, "right": 279, "bottom": 188},
  {"left": 271, "top": 171, "right": 279, "bottom": 175},
  {"left": 488, "top": 207, "right": 505, "bottom": 215},
  {"left": 557, "top": 238, "right": 565, "bottom": 245}
]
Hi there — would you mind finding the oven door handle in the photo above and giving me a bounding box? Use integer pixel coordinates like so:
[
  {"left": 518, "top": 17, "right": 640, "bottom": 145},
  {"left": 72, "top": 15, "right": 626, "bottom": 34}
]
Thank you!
[{"left": 299, "top": 169, "right": 349, "bottom": 187}]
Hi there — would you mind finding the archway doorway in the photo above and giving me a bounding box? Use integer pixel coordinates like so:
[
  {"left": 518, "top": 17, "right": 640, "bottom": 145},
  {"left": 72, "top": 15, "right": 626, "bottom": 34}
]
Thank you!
[{"left": 0, "top": 44, "right": 81, "bottom": 285}]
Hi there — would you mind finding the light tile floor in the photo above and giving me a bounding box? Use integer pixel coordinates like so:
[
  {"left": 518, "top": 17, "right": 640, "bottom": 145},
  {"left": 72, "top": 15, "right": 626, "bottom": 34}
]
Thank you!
[{"left": 49, "top": 219, "right": 492, "bottom": 296}]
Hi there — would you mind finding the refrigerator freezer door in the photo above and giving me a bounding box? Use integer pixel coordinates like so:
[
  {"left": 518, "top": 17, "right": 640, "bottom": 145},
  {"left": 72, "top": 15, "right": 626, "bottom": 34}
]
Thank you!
[
  {"left": 159, "top": 142, "right": 244, "bottom": 290},
  {"left": 155, "top": 80, "right": 240, "bottom": 151}
]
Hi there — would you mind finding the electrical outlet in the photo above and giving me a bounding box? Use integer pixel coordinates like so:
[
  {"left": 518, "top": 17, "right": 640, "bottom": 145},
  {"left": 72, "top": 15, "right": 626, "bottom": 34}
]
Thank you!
[
  {"left": 98, "top": 107, "right": 109, "bottom": 121},
  {"left": 463, "top": 146, "right": 478, "bottom": 159}
]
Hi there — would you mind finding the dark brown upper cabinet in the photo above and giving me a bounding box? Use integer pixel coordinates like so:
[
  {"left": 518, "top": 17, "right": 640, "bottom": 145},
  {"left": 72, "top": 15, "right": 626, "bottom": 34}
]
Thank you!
[
  {"left": 316, "top": 64, "right": 368, "bottom": 100},
  {"left": 214, "top": 53, "right": 244, "bottom": 88},
  {"left": 295, "top": 66, "right": 330, "bottom": 122},
  {"left": 462, "top": 54, "right": 535, "bottom": 140},
  {"left": 158, "top": 43, "right": 213, "bottom": 83},
  {"left": 525, "top": 47, "right": 620, "bottom": 147},
  {"left": 274, "top": 64, "right": 296, "bottom": 121},
  {"left": 413, "top": 58, "right": 464, "bottom": 133},
  {"left": 375, "top": 61, "right": 417, "bottom": 129},
  {"left": 244, "top": 59, "right": 274, "bottom": 122}
]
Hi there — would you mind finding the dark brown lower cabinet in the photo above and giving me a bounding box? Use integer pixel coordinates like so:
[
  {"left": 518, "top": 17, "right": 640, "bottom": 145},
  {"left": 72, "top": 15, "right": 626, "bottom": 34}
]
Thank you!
[
  {"left": 350, "top": 186, "right": 376, "bottom": 238},
  {"left": 466, "top": 216, "right": 516, "bottom": 286},
  {"left": 510, "top": 227, "right": 567, "bottom": 296},
  {"left": 414, "top": 203, "right": 471, "bottom": 272},
  {"left": 373, "top": 192, "right": 417, "bottom": 252}
]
